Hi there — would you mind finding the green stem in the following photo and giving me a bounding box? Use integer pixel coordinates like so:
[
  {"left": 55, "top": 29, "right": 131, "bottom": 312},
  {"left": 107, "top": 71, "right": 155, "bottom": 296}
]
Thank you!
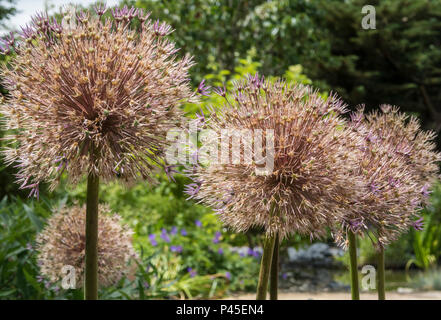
[
  {"left": 348, "top": 230, "right": 360, "bottom": 300},
  {"left": 269, "top": 233, "right": 279, "bottom": 300},
  {"left": 377, "top": 246, "right": 386, "bottom": 300},
  {"left": 256, "top": 235, "right": 276, "bottom": 300},
  {"left": 84, "top": 172, "right": 99, "bottom": 300}
]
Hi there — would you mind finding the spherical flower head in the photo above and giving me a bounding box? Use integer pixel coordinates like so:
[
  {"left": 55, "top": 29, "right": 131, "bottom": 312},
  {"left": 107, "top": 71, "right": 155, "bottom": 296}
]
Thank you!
[
  {"left": 36, "top": 204, "right": 136, "bottom": 287},
  {"left": 0, "top": 6, "right": 197, "bottom": 195},
  {"left": 187, "top": 75, "right": 363, "bottom": 240},
  {"left": 335, "top": 106, "right": 441, "bottom": 248}
]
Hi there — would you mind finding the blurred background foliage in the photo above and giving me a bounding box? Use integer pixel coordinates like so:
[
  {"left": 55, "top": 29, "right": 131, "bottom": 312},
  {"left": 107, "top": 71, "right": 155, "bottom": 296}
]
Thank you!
[{"left": 1, "top": 0, "right": 441, "bottom": 299}]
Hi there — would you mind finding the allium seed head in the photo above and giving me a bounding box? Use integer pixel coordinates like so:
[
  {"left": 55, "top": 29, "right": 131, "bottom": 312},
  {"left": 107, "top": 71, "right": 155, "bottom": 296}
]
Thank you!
[
  {"left": 187, "top": 75, "right": 363, "bottom": 239},
  {"left": 36, "top": 204, "right": 136, "bottom": 287},
  {"left": 335, "top": 106, "right": 441, "bottom": 248},
  {"left": 0, "top": 6, "right": 196, "bottom": 194}
]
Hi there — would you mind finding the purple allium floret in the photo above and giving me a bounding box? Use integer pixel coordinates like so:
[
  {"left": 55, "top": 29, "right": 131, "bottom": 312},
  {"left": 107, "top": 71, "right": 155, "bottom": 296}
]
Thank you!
[
  {"left": 197, "top": 79, "right": 211, "bottom": 96},
  {"left": 412, "top": 217, "right": 424, "bottom": 231},
  {"left": 213, "top": 84, "right": 227, "bottom": 97},
  {"left": 184, "top": 183, "right": 201, "bottom": 200},
  {"left": 94, "top": 3, "right": 107, "bottom": 16},
  {"left": 195, "top": 220, "right": 202, "bottom": 228}
]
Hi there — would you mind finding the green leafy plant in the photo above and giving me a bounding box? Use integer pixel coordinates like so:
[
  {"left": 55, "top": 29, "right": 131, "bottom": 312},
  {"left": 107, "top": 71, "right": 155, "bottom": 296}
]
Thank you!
[
  {"left": 0, "top": 196, "right": 60, "bottom": 299},
  {"left": 406, "top": 185, "right": 441, "bottom": 271}
]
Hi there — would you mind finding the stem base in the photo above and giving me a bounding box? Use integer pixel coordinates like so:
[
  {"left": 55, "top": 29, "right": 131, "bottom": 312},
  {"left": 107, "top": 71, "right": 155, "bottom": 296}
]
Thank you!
[{"left": 85, "top": 173, "right": 99, "bottom": 300}]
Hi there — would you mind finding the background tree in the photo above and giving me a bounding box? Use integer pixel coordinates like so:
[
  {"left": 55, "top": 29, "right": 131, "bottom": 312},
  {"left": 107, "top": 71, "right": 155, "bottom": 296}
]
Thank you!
[
  {"left": 303, "top": 0, "right": 441, "bottom": 147},
  {"left": 0, "top": 0, "right": 15, "bottom": 32},
  {"left": 128, "top": 0, "right": 441, "bottom": 152},
  {"left": 127, "top": 0, "right": 319, "bottom": 83},
  {"left": 0, "top": 0, "right": 17, "bottom": 198}
]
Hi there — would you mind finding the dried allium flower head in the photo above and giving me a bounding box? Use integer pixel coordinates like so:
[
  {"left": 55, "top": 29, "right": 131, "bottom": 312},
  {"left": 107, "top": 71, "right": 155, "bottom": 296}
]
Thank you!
[
  {"left": 186, "top": 75, "right": 363, "bottom": 239},
  {"left": 36, "top": 204, "right": 136, "bottom": 287},
  {"left": 335, "top": 105, "right": 441, "bottom": 248},
  {"left": 0, "top": 5, "right": 196, "bottom": 196}
]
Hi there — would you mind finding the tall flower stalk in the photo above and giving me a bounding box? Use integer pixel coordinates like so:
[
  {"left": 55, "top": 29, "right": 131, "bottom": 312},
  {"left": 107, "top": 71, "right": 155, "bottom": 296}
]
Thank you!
[
  {"left": 256, "top": 234, "right": 276, "bottom": 300},
  {"left": 186, "top": 75, "right": 363, "bottom": 300},
  {"left": 0, "top": 4, "right": 196, "bottom": 299},
  {"left": 269, "top": 233, "right": 279, "bottom": 300},
  {"left": 336, "top": 105, "right": 441, "bottom": 300},
  {"left": 347, "top": 230, "right": 359, "bottom": 300},
  {"left": 377, "top": 246, "right": 386, "bottom": 300},
  {"left": 85, "top": 173, "right": 99, "bottom": 299}
]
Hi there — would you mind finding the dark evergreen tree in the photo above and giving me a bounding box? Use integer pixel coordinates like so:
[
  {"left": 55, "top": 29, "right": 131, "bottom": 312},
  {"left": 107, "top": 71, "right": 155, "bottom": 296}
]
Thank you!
[
  {"left": 0, "top": 0, "right": 18, "bottom": 198},
  {"left": 303, "top": 0, "right": 441, "bottom": 147}
]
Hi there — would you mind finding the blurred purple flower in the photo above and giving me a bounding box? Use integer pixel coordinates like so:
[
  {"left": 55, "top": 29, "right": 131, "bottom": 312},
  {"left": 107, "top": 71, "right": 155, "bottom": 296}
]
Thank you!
[
  {"left": 225, "top": 272, "right": 231, "bottom": 281},
  {"left": 195, "top": 220, "right": 202, "bottom": 228},
  {"left": 171, "top": 245, "right": 183, "bottom": 253},
  {"left": 170, "top": 226, "right": 178, "bottom": 236},
  {"left": 160, "top": 228, "right": 170, "bottom": 243},
  {"left": 181, "top": 228, "right": 188, "bottom": 236},
  {"left": 213, "top": 231, "right": 221, "bottom": 244},
  {"left": 148, "top": 234, "right": 157, "bottom": 246},
  {"left": 187, "top": 267, "right": 197, "bottom": 278},
  {"left": 143, "top": 281, "right": 149, "bottom": 289},
  {"left": 197, "top": 79, "right": 211, "bottom": 96},
  {"left": 218, "top": 248, "right": 224, "bottom": 255},
  {"left": 282, "top": 273, "right": 288, "bottom": 280}
]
